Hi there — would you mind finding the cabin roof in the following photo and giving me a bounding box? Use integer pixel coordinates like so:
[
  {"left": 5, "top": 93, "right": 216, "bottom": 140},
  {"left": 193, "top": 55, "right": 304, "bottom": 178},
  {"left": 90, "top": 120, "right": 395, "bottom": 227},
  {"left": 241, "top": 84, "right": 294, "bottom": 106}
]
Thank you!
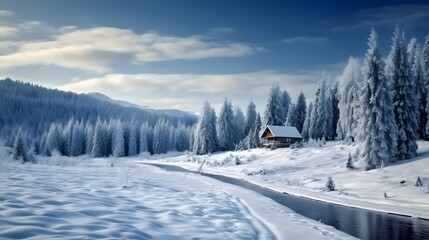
[{"left": 260, "top": 125, "right": 303, "bottom": 139}]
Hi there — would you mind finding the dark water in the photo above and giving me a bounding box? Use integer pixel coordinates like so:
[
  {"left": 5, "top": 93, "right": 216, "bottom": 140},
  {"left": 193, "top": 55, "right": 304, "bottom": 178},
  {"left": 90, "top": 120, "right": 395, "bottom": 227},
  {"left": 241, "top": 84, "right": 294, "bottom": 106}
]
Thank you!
[{"left": 147, "top": 163, "right": 429, "bottom": 240}]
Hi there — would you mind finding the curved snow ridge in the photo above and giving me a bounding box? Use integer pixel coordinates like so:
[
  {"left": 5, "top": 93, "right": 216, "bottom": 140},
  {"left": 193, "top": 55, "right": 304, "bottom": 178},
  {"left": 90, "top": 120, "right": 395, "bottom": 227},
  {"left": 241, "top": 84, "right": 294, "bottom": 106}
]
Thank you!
[{"left": 186, "top": 173, "right": 356, "bottom": 240}]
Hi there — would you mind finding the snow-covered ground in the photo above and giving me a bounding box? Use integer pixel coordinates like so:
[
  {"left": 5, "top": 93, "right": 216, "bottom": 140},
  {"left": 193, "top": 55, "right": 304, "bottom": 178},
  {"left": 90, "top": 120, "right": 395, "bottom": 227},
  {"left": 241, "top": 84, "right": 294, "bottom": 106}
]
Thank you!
[
  {"left": 0, "top": 152, "right": 354, "bottom": 239},
  {"left": 145, "top": 140, "right": 429, "bottom": 220}
]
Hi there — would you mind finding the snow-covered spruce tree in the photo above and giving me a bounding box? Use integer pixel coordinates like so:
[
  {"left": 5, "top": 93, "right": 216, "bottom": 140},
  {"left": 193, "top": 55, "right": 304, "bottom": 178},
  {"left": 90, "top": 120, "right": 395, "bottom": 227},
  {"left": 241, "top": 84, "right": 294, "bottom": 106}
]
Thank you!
[
  {"left": 423, "top": 35, "right": 429, "bottom": 137},
  {"left": 301, "top": 102, "right": 313, "bottom": 141},
  {"left": 359, "top": 29, "right": 398, "bottom": 170},
  {"left": 85, "top": 124, "right": 94, "bottom": 155},
  {"left": 128, "top": 120, "right": 139, "bottom": 156},
  {"left": 337, "top": 57, "right": 362, "bottom": 140},
  {"left": 310, "top": 73, "right": 332, "bottom": 140},
  {"left": 217, "top": 98, "right": 235, "bottom": 151},
  {"left": 281, "top": 90, "right": 292, "bottom": 122},
  {"left": 139, "top": 122, "right": 149, "bottom": 153},
  {"left": 330, "top": 82, "right": 340, "bottom": 139},
  {"left": 346, "top": 152, "right": 353, "bottom": 169},
  {"left": 46, "top": 123, "right": 62, "bottom": 156},
  {"left": 233, "top": 107, "right": 245, "bottom": 145},
  {"left": 325, "top": 177, "right": 335, "bottom": 192},
  {"left": 264, "top": 84, "right": 284, "bottom": 126},
  {"left": 112, "top": 120, "right": 125, "bottom": 157},
  {"left": 295, "top": 92, "right": 307, "bottom": 133},
  {"left": 415, "top": 176, "right": 423, "bottom": 187},
  {"left": 12, "top": 129, "right": 27, "bottom": 162},
  {"left": 92, "top": 119, "right": 106, "bottom": 157},
  {"left": 153, "top": 118, "right": 169, "bottom": 154},
  {"left": 70, "top": 120, "right": 85, "bottom": 157},
  {"left": 244, "top": 100, "right": 257, "bottom": 136},
  {"left": 285, "top": 103, "right": 298, "bottom": 127},
  {"left": 175, "top": 123, "right": 190, "bottom": 152},
  {"left": 62, "top": 118, "right": 74, "bottom": 156},
  {"left": 193, "top": 101, "right": 218, "bottom": 155},
  {"left": 386, "top": 26, "right": 418, "bottom": 159},
  {"left": 254, "top": 113, "right": 262, "bottom": 147},
  {"left": 408, "top": 38, "right": 426, "bottom": 139}
]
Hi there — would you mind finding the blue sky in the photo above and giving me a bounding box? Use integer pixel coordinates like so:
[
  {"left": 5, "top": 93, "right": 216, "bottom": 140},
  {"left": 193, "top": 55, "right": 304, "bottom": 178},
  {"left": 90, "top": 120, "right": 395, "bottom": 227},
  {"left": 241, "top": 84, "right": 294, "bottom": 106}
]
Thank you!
[{"left": 0, "top": 0, "right": 428, "bottom": 113}]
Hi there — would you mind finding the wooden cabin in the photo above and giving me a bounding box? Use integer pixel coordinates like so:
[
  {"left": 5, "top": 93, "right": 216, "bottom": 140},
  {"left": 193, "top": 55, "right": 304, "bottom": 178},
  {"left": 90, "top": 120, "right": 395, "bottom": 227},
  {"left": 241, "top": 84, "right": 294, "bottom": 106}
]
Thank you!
[{"left": 260, "top": 125, "right": 303, "bottom": 149}]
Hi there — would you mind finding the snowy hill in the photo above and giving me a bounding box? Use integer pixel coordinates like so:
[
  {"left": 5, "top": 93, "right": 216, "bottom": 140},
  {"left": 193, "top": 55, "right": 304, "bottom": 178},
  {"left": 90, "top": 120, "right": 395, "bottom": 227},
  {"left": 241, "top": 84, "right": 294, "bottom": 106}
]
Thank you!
[
  {"left": 0, "top": 79, "right": 196, "bottom": 145},
  {"left": 146, "top": 140, "right": 429, "bottom": 219}
]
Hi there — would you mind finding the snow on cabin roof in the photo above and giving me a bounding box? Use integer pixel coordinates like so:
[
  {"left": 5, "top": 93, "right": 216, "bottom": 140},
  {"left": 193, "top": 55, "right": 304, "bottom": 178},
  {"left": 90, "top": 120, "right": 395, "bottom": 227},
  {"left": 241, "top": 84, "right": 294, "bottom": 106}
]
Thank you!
[{"left": 261, "top": 125, "right": 303, "bottom": 138}]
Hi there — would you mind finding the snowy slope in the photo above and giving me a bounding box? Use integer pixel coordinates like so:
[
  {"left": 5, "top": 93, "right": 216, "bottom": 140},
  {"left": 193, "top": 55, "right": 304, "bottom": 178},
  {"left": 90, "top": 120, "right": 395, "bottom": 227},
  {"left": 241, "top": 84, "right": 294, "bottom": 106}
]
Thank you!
[
  {"left": 0, "top": 154, "right": 355, "bottom": 239},
  {"left": 147, "top": 140, "right": 429, "bottom": 219}
]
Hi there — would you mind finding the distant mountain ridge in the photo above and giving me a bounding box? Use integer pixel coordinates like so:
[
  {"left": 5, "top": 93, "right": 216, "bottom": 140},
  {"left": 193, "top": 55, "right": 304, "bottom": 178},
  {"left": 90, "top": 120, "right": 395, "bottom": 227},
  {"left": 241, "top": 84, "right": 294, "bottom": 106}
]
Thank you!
[{"left": 86, "top": 92, "right": 195, "bottom": 118}]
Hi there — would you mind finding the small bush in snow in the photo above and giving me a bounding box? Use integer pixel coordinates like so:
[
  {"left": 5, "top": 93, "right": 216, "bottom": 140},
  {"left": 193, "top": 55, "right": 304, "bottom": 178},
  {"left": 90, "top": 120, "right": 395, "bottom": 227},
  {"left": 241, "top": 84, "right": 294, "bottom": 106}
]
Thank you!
[
  {"left": 346, "top": 152, "right": 354, "bottom": 169},
  {"left": 321, "top": 136, "right": 326, "bottom": 145},
  {"left": 415, "top": 176, "right": 423, "bottom": 187},
  {"left": 325, "top": 177, "right": 335, "bottom": 192},
  {"left": 235, "top": 156, "right": 241, "bottom": 165}
]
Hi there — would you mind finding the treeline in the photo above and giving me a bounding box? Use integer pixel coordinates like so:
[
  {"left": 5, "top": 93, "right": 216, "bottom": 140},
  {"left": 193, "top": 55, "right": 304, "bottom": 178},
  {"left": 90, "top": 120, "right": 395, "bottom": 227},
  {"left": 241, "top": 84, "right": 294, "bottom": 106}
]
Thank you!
[
  {"left": 0, "top": 79, "right": 196, "bottom": 147},
  {"left": 15, "top": 117, "right": 192, "bottom": 160}
]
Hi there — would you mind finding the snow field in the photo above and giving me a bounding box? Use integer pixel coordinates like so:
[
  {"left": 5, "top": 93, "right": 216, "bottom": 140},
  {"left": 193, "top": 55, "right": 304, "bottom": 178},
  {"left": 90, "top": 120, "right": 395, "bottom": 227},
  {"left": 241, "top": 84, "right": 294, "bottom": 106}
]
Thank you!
[
  {"left": 0, "top": 158, "right": 266, "bottom": 239},
  {"left": 148, "top": 140, "right": 429, "bottom": 219}
]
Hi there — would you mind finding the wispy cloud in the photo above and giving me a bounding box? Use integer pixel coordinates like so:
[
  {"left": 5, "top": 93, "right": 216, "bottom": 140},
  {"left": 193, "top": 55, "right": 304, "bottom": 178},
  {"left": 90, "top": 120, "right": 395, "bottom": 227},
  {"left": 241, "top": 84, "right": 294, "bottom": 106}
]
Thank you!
[
  {"left": 282, "top": 36, "right": 328, "bottom": 44},
  {"left": 0, "top": 26, "right": 259, "bottom": 73},
  {"left": 0, "top": 26, "right": 19, "bottom": 38},
  {"left": 332, "top": 4, "right": 429, "bottom": 31},
  {"left": 0, "top": 10, "right": 14, "bottom": 17},
  {"left": 57, "top": 71, "right": 320, "bottom": 112}
]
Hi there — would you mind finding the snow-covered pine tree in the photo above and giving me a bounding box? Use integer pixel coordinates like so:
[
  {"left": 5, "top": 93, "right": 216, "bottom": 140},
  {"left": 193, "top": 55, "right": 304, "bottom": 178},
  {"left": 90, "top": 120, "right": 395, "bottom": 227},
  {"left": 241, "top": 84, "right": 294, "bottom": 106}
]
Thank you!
[
  {"left": 325, "top": 177, "right": 335, "bottom": 191},
  {"left": 423, "top": 35, "right": 429, "bottom": 137},
  {"left": 193, "top": 101, "right": 218, "bottom": 155},
  {"left": 244, "top": 100, "right": 257, "bottom": 136},
  {"left": 386, "top": 26, "right": 418, "bottom": 159},
  {"left": 253, "top": 113, "right": 262, "bottom": 147},
  {"left": 295, "top": 92, "right": 307, "bottom": 133},
  {"left": 112, "top": 120, "right": 125, "bottom": 157},
  {"left": 217, "top": 98, "right": 235, "bottom": 151},
  {"left": 46, "top": 123, "right": 62, "bottom": 156},
  {"left": 12, "top": 128, "right": 27, "bottom": 162},
  {"left": 233, "top": 107, "right": 245, "bottom": 145},
  {"left": 359, "top": 29, "right": 397, "bottom": 170},
  {"left": 346, "top": 152, "right": 353, "bottom": 169},
  {"left": 337, "top": 57, "right": 362, "bottom": 140},
  {"left": 408, "top": 38, "right": 426, "bottom": 139},
  {"left": 175, "top": 123, "right": 190, "bottom": 152},
  {"left": 302, "top": 102, "right": 313, "bottom": 141},
  {"left": 70, "top": 120, "right": 85, "bottom": 156},
  {"left": 285, "top": 103, "right": 298, "bottom": 127},
  {"left": 311, "top": 73, "right": 331, "bottom": 140},
  {"left": 62, "top": 118, "right": 74, "bottom": 156},
  {"left": 264, "top": 84, "right": 284, "bottom": 126},
  {"left": 85, "top": 124, "right": 94, "bottom": 154},
  {"left": 128, "top": 120, "right": 139, "bottom": 156},
  {"left": 281, "top": 90, "right": 292, "bottom": 122},
  {"left": 330, "top": 82, "right": 339, "bottom": 139},
  {"left": 92, "top": 118, "right": 105, "bottom": 157},
  {"left": 153, "top": 118, "right": 169, "bottom": 154},
  {"left": 139, "top": 122, "right": 149, "bottom": 153}
]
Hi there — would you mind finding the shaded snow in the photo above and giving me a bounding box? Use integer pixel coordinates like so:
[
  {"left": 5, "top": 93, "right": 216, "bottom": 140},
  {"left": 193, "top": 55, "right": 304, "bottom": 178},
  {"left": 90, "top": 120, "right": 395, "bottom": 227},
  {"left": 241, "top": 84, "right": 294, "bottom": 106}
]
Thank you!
[{"left": 148, "top": 140, "right": 429, "bottom": 219}]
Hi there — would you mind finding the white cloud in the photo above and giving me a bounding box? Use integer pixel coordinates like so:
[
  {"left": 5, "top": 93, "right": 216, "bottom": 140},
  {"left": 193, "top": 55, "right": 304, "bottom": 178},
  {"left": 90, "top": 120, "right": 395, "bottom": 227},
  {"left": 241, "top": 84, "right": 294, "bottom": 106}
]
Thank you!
[
  {"left": 57, "top": 71, "right": 320, "bottom": 112},
  {"left": 282, "top": 36, "right": 328, "bottom": 44},
  {"left": 0, "top": 27, "right": 258, "bottom": 72},
  {"left": 0, "top": 26, "right": 19, "bottom": 38},
  {"left": 0, "top": 10, "right": 14, "bottom": 17}
]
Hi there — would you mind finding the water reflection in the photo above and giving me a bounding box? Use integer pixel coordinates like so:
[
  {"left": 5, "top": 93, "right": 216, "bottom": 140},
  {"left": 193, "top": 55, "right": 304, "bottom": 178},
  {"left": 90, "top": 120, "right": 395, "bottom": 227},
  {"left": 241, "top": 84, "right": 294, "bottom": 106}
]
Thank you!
[{"left": 148, "top": 163, "right": 429, "bottom": 240}]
